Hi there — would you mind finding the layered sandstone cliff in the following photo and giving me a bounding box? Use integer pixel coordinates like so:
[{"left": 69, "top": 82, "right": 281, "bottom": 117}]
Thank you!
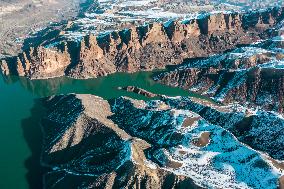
[
  {"left": 155, "top": 38, "right": 284, "bottom": 114},
  {"left": 1, "top": 7, "right": 284, "bottom": 79}
]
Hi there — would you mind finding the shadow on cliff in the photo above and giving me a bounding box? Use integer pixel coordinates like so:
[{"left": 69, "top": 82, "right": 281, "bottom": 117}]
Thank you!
[{"left": 21, "top": 99, "right": 48, "bottom": 189}]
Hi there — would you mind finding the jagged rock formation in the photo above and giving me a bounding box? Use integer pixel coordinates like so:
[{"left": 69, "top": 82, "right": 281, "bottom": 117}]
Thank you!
[
  {"left": 155, "top": 35, "right": 284, "bottom": 114},
  {"left": 1, "top": 45, "right": 71, "bottom": 79},
  {"left": 1, "top": 7, "right": 284, "bottom": 79},
  {"left": 41, "top": 94, "right": 283, "bottom": 189}
]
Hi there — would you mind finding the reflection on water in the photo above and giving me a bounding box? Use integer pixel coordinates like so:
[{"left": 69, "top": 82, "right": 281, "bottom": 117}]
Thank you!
[
  {"left": 21, "top": 99, "right": 47, "bottom": 189},
  {"left": 3, "top": 71, "right": 202, "bottom": 100}
]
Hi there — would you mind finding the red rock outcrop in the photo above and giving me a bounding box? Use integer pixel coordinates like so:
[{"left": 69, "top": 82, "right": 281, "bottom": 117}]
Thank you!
[
  {"left": 1, "top": 7, "right": 284, "bottom": 79},
  {"left": 3, "top": 45, "right": 71, "bottom": 78}
]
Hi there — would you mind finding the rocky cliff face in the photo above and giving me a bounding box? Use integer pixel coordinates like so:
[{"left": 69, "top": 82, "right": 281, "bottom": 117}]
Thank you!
[
  {"left": 1, "top": 45, "right": 71, "bottom": 78},
  {"left": 155, "top": 33, "right": 284, "bottom": 114},
  {"left": 41, "top": 94, "right": 284, "bottom": 189},
  {"left": 1, "top": 7, "right": 284, "bottom": 79}
]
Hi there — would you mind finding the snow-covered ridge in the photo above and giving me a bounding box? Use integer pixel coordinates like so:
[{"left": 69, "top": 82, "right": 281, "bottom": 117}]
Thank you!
[
  {"left": 60, "top": 0, "right": 283, "bottom": 41},
  {"left": 41, "top": 94, "right": 284, "bottom": 188}
]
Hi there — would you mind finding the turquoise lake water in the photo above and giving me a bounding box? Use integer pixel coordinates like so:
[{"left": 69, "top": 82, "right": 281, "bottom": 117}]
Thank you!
[{"left": 0, "top": 71, "right": 204, "bottom": 189}]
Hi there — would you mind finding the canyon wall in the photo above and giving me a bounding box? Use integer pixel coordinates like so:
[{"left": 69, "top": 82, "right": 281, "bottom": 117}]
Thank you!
[
  {"left": 1, "top": 7, "right": 284, "bottom": 79},
  {"left": 155, "top": 44, "right": 284, "bottom": 114}
]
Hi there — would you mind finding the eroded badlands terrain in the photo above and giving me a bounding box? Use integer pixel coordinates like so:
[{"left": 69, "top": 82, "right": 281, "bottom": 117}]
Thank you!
[
  {"left": 41, "top": 94, "right": 284, "bottom": 189},
  {"left": 1, "top": 0, "right": 284, "bottom": 188}
]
